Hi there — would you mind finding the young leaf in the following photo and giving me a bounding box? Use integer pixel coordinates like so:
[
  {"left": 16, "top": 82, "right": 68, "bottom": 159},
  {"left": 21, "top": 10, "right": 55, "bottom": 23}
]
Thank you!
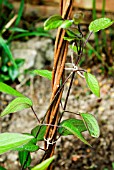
[
  {"left": 18, "top": 151, "right": 31, "bottom": 169},
  {"left": 73, "top": 12, "right": 84, "bottom": 24},
  {"left": 66, "top": 29, "right": 76, "bottom": 38},
  {"left": 60, "top": 119, "right": 91, "bottom": 146},
  {"left": 63, "top": 37, "right": 75, "bottom": 42},
  {"left": 66, "top": 28, "right": 82, "bottom": 38},
  {"left": 31, "top": 156, "right": 55, "bottom": 170},
  {"left": 44, "top": 15, "right": 63, "bottom": 30},
  {"left": 89, "top": 18, "right": 114, "bottom": 33},
  {"left": 64, "top": 37, "right": 76, "bottom": 42},
  {"left": 33, "top": 70, "right": 52, "bottom": 80},
  {"left": 58, "top": 118, "right": 87, "bottom": 136},
  {"left": 80, "top": 113, "right": 100, "bottom": 138},
  {"left": 13, "top": 138, "right": 39, "bottom": 152},
  {"left": 31, "top": 125, "right": 46, "bottom": 141},
  {"left": 60, "top": 20, "right": 73, "bottom": 29},
  {"left": 0, "top": 133, "right": 33, "bottom": 154},
  {"left": 84, "top": 72, "right": 100, "bottom": 97},
  {"left": 1, "top": 97, "right": 33, "bottom": 117},
  {"left": 0, "top": 82, "right": 25, "bottom": 97}
]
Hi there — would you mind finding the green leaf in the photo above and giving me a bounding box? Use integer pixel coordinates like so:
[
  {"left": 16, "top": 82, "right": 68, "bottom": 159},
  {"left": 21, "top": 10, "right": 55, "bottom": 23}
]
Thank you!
[
  {"left": 80, "top": 113, "right": 100, "bottom": 138},
  {"left": 15, "top": 58, "right": 25, "bottom": 68},
  {"left": 19, "top": 151, "right": 31, "bottom": 169},
  {"left": 0, "top": 166, "right": 7, "bottom": 170},
  {"left": 63, "top": 37, "right": 75, "bottom": 42},
  {"left": 60, "top": 20, "right": 73, "bottom": 28},
  {"left": 12, "top": 31, "right": 51, "bottom": 40},
  {"left": 112, "top": 162, "right": 114, "bottom": 169},
  {"left": 13, "top": 138, "right": 39, "bottom": 152},
  {"left": 33, "top": 70, "right": 52, "bottom": 80},
  {"left": 0, "top": 82, "right": 24, "bottom": 97},
  {"left": 0, "top": 36, "right": 17, "bottom": 67},
  {"left": 84, "top": 72, "right": 100, "bottom": 97},
  {"left": 69, "top": 44, "right": 77, "bottom": 53},
  {"left": 73, "top": 12, "right": 84, "bottom": 24},
  {"left": 1, "top": 65, "right": 8, "bottom": 72},
  {"left": 0, "top": 74, "right": 10, "bottom": 82},
  {"left": 10, "top": 27, "right": 28, "bottom": 33},
  {"left": 31, "top": 125, "right": 46, "bottom": 141},
  {"left": 18, "top": 143, "right": 39, "bottom": 152},
  {"left": 0, "top": 133, "right": 33, "bottom": 154},
  {"left": 15, "top": 0, "right": 24, "bottom": 26},
  {"left": 66, "top": 28, "right": 82, "bottom": 38},
  {"left": 58, "top": 118, "right": 87, "bottom": 136},
  {"left": 1, "top": 97, "right": 33, "bottom": 117},
  {"left": 66, "top": 29, "right": 76, "bottom": 38},
  {"left": 44, "top": 15, "right": 63, "bottom": 30},
  {"left": 8, "top": 65, "right": 19, "bottom": 81},
  {"left": 60, "top": 119, "right": 90, "bottom": 146},
  {"left": 3, "top": 0, "right": 13, "bottom": 9},
  {"left": 89, "top": 18, "right": 114, "bottom": 33},
  {"left": 31, "top": 156, "right": 55, "bottom": 170}
]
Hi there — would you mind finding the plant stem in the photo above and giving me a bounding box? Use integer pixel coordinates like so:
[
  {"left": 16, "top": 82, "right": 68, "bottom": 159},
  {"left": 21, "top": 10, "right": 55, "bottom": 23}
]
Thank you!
[
  {"left": 42, "top": 123, "right": 61, "bottom": 128},
  {"left": 58, "top": 72, "right": 75, "bottom": 124},
  {"left": 92, "top": 0, "right": 99, "bottom": 52},
  {"left": 102, "top": 0, "right": 106, "bottom": 17},
  {"left": 31, "top": 106, "right": 40, "bottom": 123},
  {"left": 64, "top": 110, "right": 79, "bottom": 115},
  {"left": 34, "top": 72, "right": 73, "bottom": 139},
  {"left": 83, "top": 31, "right": 93, "bottom": 48},
  {"left": 92, "top": 0, "right": 97, "bottom": 20},
  {"left": 101, "top": 0, "right": 106, "bottom": 46},
  {"left": 63, "top": 72, "right": 75, "bottom": 110},
  {"left": 22, "top": 72, "right": 73, "bottom": 169},
  {"left": 44, "top": 71, "right": 73, "bottom": 116},
  {"left": 21, "top": 153, "right": 30, "bottom": 170}
]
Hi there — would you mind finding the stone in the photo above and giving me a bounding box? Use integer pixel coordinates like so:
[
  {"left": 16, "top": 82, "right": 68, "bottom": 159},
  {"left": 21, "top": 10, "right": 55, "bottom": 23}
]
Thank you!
[
  {"left": 45, "top": 45, "right": 54, "bottom": 61},
  {"left": 35, "top": 52, "right": 45, "bottom": 69},
  {"left": 0, "top": 154, "right": 7, "bottom": 162},
  {"left": 7, "top": 152, "right": 18, "bottom": 162},
  {"left": 27, "top": 37, "right": 39, "bottom": 49},
  {"left": 12, "top": 49, "right": 37, "bottom": 72}
]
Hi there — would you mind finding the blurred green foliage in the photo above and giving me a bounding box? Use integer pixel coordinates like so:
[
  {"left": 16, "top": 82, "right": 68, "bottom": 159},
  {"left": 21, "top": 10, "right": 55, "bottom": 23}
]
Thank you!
[
  {"left": 91, "top": 0, "right": 114, "bottom": 75},
  {"left": 0, "top": 0, "right": 50, "bottom": 83}
]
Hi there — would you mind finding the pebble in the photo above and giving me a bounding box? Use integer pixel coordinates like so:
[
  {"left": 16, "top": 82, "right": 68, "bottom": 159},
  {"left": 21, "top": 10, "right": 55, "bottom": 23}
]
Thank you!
[
  {"left": 7, "top": 153, "right": 18, "bottom": 162},
  {"left": 0, "top": 155, "right": 7, "bottom": 162},
  {"left": 12, "top": 49, "right": 37, "bottom": 71}
]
